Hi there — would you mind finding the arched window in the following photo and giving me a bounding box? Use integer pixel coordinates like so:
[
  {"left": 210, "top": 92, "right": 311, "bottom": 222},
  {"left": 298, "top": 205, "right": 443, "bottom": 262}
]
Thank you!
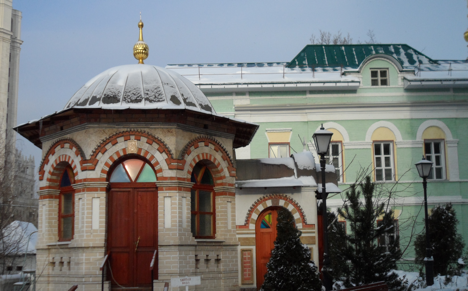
[
  {"left": 59, "top": 167, "right": 75, "bottom": 241},
  {"left": 191, "top": 163, "right": 215, "bottom": 238},
  {"left": 109, "top": 159, "right": 157, "bottom": 183}
]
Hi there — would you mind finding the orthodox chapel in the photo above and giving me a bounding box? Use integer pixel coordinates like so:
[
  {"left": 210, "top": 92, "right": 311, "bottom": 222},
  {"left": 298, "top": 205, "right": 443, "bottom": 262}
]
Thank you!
[{"left": 15, "top": 20, "right": 331, "bottom": 291}]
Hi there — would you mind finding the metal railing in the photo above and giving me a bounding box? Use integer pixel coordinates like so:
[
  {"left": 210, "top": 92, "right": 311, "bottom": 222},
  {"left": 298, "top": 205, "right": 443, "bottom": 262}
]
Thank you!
[
  {"left": 100, "top": 251, "right": 110, "bottom": 291},
  {"left": 150, "top": 250, "right": 157, "bottom": 291}
]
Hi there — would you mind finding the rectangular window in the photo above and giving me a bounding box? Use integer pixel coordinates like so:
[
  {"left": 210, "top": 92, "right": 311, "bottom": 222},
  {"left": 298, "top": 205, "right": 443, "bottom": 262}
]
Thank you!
[
  {"left": 59, "top": 192, "right": 74, "bottom": 241},
  {"left": 371, "top": 69, "right": 389, "bottom": 86},
  {"left": 377, "top": 220, "right": 399, "bottom": 248},
  {"left": 269, "top": 143, "right": 290, "bottom": 158},
  {"left": 325, "top": 142, "right": 343, "bottom": 182},
  {"left": 374, "top": 142, "right": 394, "bottom": 181},
  {"left": 424, "top": 140, "right": 445, "bottom": 180}
]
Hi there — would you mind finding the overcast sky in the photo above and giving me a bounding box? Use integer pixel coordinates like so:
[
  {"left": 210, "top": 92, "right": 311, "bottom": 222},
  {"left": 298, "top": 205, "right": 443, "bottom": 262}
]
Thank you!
[{"left": 12, "top": 0, "right": 468, "bottom": 168}]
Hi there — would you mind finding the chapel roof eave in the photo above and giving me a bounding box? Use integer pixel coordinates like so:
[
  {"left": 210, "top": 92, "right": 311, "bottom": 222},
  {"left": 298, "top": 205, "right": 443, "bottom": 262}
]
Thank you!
[{"left": 14, "top": 107, "right": 259, "bottom": 150}]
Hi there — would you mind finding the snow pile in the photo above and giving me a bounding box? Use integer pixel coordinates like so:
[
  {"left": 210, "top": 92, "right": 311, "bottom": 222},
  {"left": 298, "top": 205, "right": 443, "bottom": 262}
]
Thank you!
[{"left": 393, "top": 270, "right": 468, "bottom": 291}]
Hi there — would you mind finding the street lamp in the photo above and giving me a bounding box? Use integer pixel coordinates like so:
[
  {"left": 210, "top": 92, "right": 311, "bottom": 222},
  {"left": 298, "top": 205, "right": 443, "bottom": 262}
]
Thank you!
[
  {"left": 313, "top": 124, "right": 333, "bottom": 291},
  {"left": 415, "top": 156, "right": 434, "bottom": 286}
]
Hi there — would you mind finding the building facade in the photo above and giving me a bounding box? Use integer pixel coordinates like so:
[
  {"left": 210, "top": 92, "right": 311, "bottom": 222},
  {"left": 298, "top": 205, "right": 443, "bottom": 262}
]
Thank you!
[
  {"left": 0, "top": 0, "right": 21, "bottom": 153},
  {"left": 0, "top": 0, "right": 36, "bottom": 230},
  {"left": 166, "top": 44, "right": 468, "bottom": 287}
]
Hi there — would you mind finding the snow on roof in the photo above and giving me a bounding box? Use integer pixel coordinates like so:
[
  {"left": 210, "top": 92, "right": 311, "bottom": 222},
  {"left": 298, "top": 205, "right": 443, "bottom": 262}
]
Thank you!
[
  {"left": 236, "top": 176, "right": 317, "bottom": 188},
  {"left": 1, "top": 221, "right": 38, "bottom": 255},
  {"left": 259, "top": 157, "right": 296, "bottom": 170},
  {"left": 64, "top": 64, "right": 216, "bottom": 114},
  {"left": 316, "top": 183, "right": 342, "bottom": 194},
  {"left": 166, "top": 45, "right": 468, "bottom": 87},
  {"left": 292, "top": 151, "right": 315, "bottom": 170},
  {"left": 166, "top": 63, "right": 360, "bottom": 89},
  {"left": 315, "top": 163, "right": 335, "bottom": 173}
]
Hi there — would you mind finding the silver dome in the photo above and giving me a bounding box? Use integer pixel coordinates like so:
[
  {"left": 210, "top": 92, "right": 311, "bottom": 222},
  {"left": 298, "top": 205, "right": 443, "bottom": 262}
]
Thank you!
[{"left": 64, "top": 64, "right": 215, "bottom": 114}]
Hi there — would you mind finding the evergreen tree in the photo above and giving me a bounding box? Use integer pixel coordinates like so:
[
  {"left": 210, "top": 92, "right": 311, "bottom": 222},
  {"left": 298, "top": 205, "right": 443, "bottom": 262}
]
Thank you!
[
  {"left": 261, "top": 208, "right": 322, "bottom": 291},
  {"left": 326, "top": 211, "right": 348, "bottom": 281},
  {"left": 332, "top": 176, "right": 404, "bottom": 290},
  {"left": 414, "top": 204, "right": 465, "bottom": 276}
]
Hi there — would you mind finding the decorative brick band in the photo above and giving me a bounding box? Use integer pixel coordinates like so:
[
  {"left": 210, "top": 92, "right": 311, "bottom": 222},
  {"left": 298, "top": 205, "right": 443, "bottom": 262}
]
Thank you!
[
  {"left": 181, "top": 136, "right": 236, "bottom": 177},
  {"left": 237, "top": 194, "right": 314, "bottom": 230},
  {"left": 186, "top": 152, "right": 228, "bottom": 187},
  {"left": 39, "top": 139, "right": 84, "bottom": 181},
  {"left": 88, "top": 130, "right": 175, "bottom": 172},
  {"left": 40, "top": 154, "right": 79, "bottom": 190}
]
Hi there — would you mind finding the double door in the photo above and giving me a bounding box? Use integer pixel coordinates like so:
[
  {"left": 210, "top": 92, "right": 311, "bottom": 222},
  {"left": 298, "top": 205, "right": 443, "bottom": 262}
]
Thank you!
[{"left": 108, "top": 187, "right": 158, "bottom": 289}]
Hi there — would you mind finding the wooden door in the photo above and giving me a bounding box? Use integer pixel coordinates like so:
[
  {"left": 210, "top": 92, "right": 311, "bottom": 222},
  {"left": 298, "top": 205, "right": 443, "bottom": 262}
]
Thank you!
[
  {"left": 255, "top": 208, "right": 278, "bottom": 290},
  {"left": 108, "top": 187, "right": 158, "bottom": 289}
]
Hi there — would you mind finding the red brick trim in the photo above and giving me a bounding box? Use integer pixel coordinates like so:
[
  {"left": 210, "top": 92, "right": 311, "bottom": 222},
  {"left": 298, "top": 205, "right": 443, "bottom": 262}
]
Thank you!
[
  {"left": 237, "top": 194, "right": 314, "bottom": 229},
  {"left": 39, "top": 194, "right": 59, "bottom": 200},
  {"left": 182, "top": 137, "right": 236, "bottom": 177},
  {"left": 186, "top": 153, "right": 230, "bottom": 187},
  {"left": 39, "top": 139, "right": 84, "bottom": 181},
  {"left": 87, "top": 130, "right": 174, "bottom": 172},
  {"left": 41, "top": 154, "right": 78, "bottom": 190}
]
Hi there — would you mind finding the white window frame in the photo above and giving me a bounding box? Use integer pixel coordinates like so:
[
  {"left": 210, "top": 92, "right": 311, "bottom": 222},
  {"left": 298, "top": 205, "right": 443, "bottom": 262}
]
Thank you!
[
  {"left": 370, "top": 69, "right": 389, "bottom": 87},
  {"left": 373, "top": 142, "right": 394, "bottom": 182},
  {"left": 424, "top": 140, "right": 446, "bottom": 180},
  {"left": 268, "top": 143, "right": 290, "bottom": 158},
  {"left": 325, "top": 142, "right": 343, "bottom": 183},
  {"left": 377, "top": 219, "right": 399, "bottom": 249}
]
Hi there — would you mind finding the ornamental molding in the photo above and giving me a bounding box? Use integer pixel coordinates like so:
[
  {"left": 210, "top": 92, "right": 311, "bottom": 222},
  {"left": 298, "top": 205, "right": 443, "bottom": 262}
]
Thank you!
[
  {"left": 395, "top": 140, "right": 423, "bottom": 148},
  {"left": 72, "top": 182, "right": 109, "bottom": 190},
  {"left": 343, "top": 141, "right": 372, "bottom": 149},
  {"left": 446, "top": 139, "right": 459, "bottom": 146},
  {"left": 214, "top": 186, "right": 235, "bottom": 193},
  {"left": 38, "top": 189, "right": 60, "bottom": 196},
  {"left": 156, "top": 181, "right": 193, "bottom": 188}
]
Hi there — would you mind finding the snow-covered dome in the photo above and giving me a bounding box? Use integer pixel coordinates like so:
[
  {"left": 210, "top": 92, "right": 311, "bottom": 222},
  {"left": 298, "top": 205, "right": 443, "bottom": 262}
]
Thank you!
[{"left": 64, "top": 64, "right": 216, "bottom": 114}]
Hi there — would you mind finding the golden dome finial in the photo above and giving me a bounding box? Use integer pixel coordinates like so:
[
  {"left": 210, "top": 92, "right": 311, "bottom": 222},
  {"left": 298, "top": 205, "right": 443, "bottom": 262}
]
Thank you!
[{"left": 133, "top": 13, "right": 149, "bottom": 64}]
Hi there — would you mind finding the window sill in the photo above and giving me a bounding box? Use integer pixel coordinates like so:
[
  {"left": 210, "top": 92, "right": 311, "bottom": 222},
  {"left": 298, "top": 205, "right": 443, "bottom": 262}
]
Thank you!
[
  {"left": 47, "top": 241, "right": 71, "bottom": 247},
  {"left": 195, "top": 239, "right": 225, "bottom": 243}
]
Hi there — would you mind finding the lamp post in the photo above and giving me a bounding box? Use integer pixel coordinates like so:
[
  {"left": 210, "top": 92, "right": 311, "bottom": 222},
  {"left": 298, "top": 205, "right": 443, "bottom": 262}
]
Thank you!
[
  {"left": 313, "top": 124, "right": 333, "bottom": 291},
  {"left": 415, "top": 156, "right": 434, "bottom": 286}
]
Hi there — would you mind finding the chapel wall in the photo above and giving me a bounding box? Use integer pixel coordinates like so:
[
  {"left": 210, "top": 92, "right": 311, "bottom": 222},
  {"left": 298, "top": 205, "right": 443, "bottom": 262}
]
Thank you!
[{"left": 37, "top": 124, "right": 241, "bottom": 291}]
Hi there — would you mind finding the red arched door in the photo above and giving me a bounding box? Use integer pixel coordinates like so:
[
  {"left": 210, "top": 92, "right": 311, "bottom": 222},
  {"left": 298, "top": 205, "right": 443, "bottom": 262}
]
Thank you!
[
  {"left": 255, "top": 208, "right": 279, "bottom": 290},
  {"left": 107, "top": 158, "right": 158, "bottom": 289}
]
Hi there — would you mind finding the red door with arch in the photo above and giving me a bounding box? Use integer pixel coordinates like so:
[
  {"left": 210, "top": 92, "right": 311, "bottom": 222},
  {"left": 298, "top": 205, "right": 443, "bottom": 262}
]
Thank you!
[
  {"left": 255, "top": 208, "right": 279, "bottom": 290},
  {"left": 107, "top": 158, "right": 158, "bottom": 289}
]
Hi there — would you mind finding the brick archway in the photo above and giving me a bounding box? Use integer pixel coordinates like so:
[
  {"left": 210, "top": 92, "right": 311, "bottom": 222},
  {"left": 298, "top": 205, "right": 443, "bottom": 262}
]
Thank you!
[
  {"left": 39, "top": 139, "right": 84, "bottom": 181},
  {"left": 181, "top": 136, "right": 236, "bottom": 178},
  {"left": 238, "top": 194, "right": 314, "bottom": 230},
  {"left": 41, "top": 157, "right": 78, "bottom": 191}
]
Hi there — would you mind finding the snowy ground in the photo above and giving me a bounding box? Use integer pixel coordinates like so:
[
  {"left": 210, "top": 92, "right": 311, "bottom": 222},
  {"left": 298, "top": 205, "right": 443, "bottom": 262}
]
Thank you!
[{"left": 394, "top": 270, "right": 468, "bottom": 291}]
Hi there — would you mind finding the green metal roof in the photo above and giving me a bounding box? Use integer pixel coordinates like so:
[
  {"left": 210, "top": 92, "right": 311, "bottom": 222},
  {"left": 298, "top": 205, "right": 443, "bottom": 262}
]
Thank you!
[{"left": 287, "top": 44, "right": 437, "bottom": 68}]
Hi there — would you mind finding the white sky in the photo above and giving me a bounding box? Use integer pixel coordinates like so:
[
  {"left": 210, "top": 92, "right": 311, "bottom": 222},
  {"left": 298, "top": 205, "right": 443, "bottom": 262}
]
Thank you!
[{"left": 12, "top": 0, "right": 468, "bottom": 167}]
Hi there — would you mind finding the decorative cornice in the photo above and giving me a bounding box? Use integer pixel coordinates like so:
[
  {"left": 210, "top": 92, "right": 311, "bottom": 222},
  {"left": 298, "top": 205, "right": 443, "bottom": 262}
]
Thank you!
[
  {"left": 38, "top": 189, "right": 60, "bottom": 196},
  {"left": 446, "top": 139, "right": 459, "bottom": 146},
  {"left": 343, "top": 141, "right": 372, "bottom": 149},
  {"left": 72, "top": 182, "right": 108, "bottom": 190},
  {"left": 395, "top": 140, "right": 423, "bottom": 148},
  {"left": 214, "top": 186, "right": 235, "bottom": 193},
  {"left": 156, "top": 181, "right": 193, "bottom": 188}
]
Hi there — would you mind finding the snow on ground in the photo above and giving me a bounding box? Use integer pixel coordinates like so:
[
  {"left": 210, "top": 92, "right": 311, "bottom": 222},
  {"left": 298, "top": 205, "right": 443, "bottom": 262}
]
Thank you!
[{"left": 394, "top": 270, "right": 468, "bottom": 291}]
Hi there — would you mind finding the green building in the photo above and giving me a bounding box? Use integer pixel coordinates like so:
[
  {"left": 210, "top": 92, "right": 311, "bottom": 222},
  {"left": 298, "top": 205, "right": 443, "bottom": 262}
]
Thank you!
[{"left": 167, "top": 44, "right": 468, "bottom": 288}]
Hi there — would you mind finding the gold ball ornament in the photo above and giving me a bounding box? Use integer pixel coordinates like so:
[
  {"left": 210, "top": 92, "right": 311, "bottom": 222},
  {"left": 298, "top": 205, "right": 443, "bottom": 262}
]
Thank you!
[
  {"left": 464, "top": 29, "right": 468, "bottom": 42},
  {"left": 133, "top": 41, "right": 149, "bottom": 64},
  {"left": 133, "top": 20, "right": 149, "bottom": 64}
]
